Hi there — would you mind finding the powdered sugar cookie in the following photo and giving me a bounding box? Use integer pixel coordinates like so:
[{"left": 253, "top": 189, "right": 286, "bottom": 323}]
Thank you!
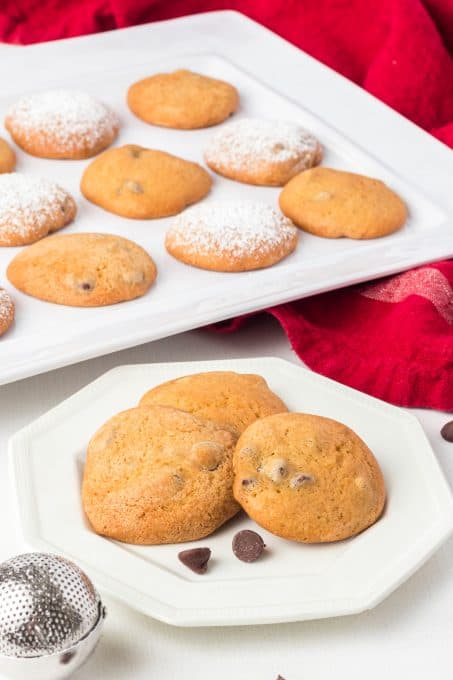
[
  {"left": 5, "top": 90, "right": 119, "bottom": 159},
  {"left": 0, "top": 173, "right": 76, "bottom": 247},
  {"left": 204, "top": 118, "right": 322, "bottom": 186},
  {"left": 0, "top": 137, "right": 16, "bottom": 173},
  {"left": 127, "top": 69, "right": 239, "bottom": 129},
  {"left": 165, "top": 201, "right": 298, "bottom": 272},
  {"left": 0, "top": 288, "right": 14, "bottom": 337}
]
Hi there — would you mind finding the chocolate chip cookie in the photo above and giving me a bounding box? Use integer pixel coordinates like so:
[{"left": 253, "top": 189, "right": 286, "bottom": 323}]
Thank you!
[
  {"left": 204, "top": 118, "right": 322, "bottom": 186},
  {"left": 279, "top": 167, "right": 408, "bottom": 239},
  {"left": 127, "top": 69, "right": 239, "bottom": 129},
  {"left": 5, "top": 89, "right": 119, "bottom": 159},
  {"left": 82, "top": 405, "right": 239, "bottom": 544},
  {"left": 7, "top": 233, "right": 156, "bottom": 307},
  {"left": 80, "top": 144, "right": 212, "bottom": 218},
  {"left": 0, "top": 173, "right": 76, "bottom": 247},
  {"left": 233, "top": 412, "right": 386, "bottom": 543},
  {"left": 139, "top": 371, "right": 288, "bottom": 436}
]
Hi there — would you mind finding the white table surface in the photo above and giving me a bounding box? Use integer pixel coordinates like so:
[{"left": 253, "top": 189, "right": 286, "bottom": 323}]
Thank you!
[{"left": 1, "top": 315, "right": 453, "bottom": 680}]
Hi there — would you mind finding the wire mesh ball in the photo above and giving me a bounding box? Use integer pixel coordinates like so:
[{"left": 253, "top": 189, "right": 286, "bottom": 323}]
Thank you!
[{"left": 0, "top": 553, "right": 102, "bottom": 658}]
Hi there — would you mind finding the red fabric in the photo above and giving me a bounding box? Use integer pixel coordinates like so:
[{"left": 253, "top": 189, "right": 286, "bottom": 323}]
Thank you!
[{"left": 1, "top": 0, "right": 452, "bottom": 409}]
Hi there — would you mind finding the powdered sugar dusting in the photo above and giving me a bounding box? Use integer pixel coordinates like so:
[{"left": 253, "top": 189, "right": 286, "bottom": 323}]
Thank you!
[
  {"left": 5, "top": 90, "right": 118, "bottom": 149},
  {"left": 167, "top": 201, "right": 297, "bottom": 258},
  {"left": 0, "top": 288, "right": 14, "bottom": 327},
  {"left": 205, "top": 118, "right": 320, "bottom": 170},
  {"left": 0, "top": 173, "right": 73, "bottom": 240}
]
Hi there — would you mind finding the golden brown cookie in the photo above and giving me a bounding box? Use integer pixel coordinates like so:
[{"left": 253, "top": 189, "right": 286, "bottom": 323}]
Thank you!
[
  {"left": 5, "top": 89, "right": 119, "bottom": 160},
  {"left": 82, "top": 405, "right": 239, "bottom": 544},
  {"left": 127, "top": 69, "right": 239, "bottom": 129},
  {"left": 165, "top": 202, "right": 298, "bottom": 272},
  {"left": 0, "top": 137, "right": 16, "bottom": 173},
  {"left": 0, "top": 173, "right": 76, "bottom": 247},
  {"left": 139, "top": 371, "right": 288, "bottom": 436},
  {"left": 80, "top": 144, "right": 212, "bottom": 219},
  {"left": 233, "top": 413, "right": 386, "bottom": 543},
  {"left": 204, "top": 118, "right": 322, "bottom": 186},
  {"left": 279, "top": 167, "right": 408, "bottom": 239},
  {"left": 7, "top": 233, "right": 156, "bottom": 307},
  {"left": 0, "top": 288, "right": 14, "bottom": 337}
]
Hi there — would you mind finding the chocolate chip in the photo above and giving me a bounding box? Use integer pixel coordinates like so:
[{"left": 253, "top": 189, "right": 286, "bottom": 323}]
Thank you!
[
  {"left": 276, "top": 676, "right": 286, "bottom": 680},
  {"left": 441, "top": 420, "right": 453, "bottom": 442},
  {"left": 80, "top": 282, "right": 93, "bottom": 291},
  {"left": 290, "top": 473, "right": 314, "bottom": 488},
  {"left": 178, "top": 547, "right": 211, "bottom": 574},
  {"left": 128, "top": 147, "right": 142, "bottom": 158},
  {"left": 232, "top": 530, "right": 265, "bottom": 563},
  {"left": 60, "top": 650, "right": 76, "bottom": 664},
  {"left": 241, "top": 477, "right": 257, "bottom": 488}
]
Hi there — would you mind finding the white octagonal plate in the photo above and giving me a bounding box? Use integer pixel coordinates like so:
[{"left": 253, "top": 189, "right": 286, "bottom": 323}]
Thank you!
[{"left": 9, "top": 358, "right": 453, "bottom": 626}]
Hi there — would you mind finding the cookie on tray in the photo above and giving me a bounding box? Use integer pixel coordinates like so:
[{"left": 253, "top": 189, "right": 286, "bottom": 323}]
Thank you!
[
  {"left": 279, "top": 167, "right": 408, "bottom": 239},
  {"left": 139, "top": 371, "right": 288, "bottom": 436},
  {"left": 5, "top": 89, "right": 119, "bottom": 159},
  {"left": 233, "top": 412, "right": 386, "bottom": 543},
  {"left": 0, "top": 173, "right": 76, "bottom": 247},
  {"left": 0, "top": 137, "right": 16, "bottom": 173},
  {"left": 82, "top": 405, "right": 240, "bottom": 544},
  {"left": 165, "top": 201, "right": 298, "bottom": 272},
  {"left": 127, "top": 69, "right": 239, "bottom": 129},
  {"left": 0, "top": 288, "right": 15, "bottom": 337},
  {"left": 80, "top": 144, "right": 212, "bottom": 219},
  {"left": 204, "top": 118, "right": 322, "bottom": 186},
  {"left": 7, "top": 233, "right": 156, "bottom": 307}
]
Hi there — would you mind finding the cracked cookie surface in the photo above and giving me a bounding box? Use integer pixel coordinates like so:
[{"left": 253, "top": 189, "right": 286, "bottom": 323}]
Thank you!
[
  {"left": 80, "top": 144, "right": 212, "bottom": 218},
  {"left": 82, "top": 405, "right": 239, "bottom": 544},
  {"left": 7, "top": 232, "right": 156, "bottom": 306},
  {"left": 233, "top": 412, "right": 386, "bottom": 543}
]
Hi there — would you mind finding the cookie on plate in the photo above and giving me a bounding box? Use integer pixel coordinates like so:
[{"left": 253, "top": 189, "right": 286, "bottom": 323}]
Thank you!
[
  {"left": 82, "top": 405, "right": 240, "bottom": 544},
  {"left": 5, "top": 89, "right": 119, "bottom": 159},
  {"left": 0, "top": 137, "right": 16, "bottom": 173},
  {"left": 7, "top": 233, "right": 156, "bottom": 307},
  {"left": 0, "top": 288, "right": 14, "bottom": 337},
  {"left": 80, "top": 144, "right": 212, "bottom": 219},
  {"left": 139, "top": 371, "right": 288, "bottom": 436},
  {"left": 127, "top": 69, "right": 239, "bottom": 129},
  {"left": 279, "top": 167, "right": 408, "bottom": 239},
  {"left": 233, "top": 412, "right": 386, "bottom": 543},
  {"left": 204, "top": 118, "right": 322, "bottom": 186},
  {"left": 165, "top": 201, "right": 298, "bottom": 272},
  {"left": 0, "top": 173, "right": 76, "bottom": 247}
]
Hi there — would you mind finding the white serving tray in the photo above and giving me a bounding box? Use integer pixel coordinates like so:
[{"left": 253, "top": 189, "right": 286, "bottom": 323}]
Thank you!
[
  {"left": 9, "top": 358, "right": 453, "bottom": 627},
  {"left": 1, "top": 11, "right": 452, "bottom": 387}
]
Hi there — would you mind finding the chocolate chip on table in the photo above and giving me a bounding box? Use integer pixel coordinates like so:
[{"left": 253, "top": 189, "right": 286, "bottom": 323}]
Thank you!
[
  {"left": 232, "top": 530, "right": 265, "bottom": 563},
  {"left": 178, "top": 547, "right": 211, "bottom": 574},
  {"left": 441, "top": 420, "right": 453, "bottom": 442},
  {"left": 60, "top": 650, "right": 76, "bottom": 664}
]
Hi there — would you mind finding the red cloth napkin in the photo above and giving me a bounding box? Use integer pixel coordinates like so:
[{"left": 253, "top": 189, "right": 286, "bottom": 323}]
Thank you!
[{"left": 1, "top": 0, "right": 452, "bottom": 409}]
